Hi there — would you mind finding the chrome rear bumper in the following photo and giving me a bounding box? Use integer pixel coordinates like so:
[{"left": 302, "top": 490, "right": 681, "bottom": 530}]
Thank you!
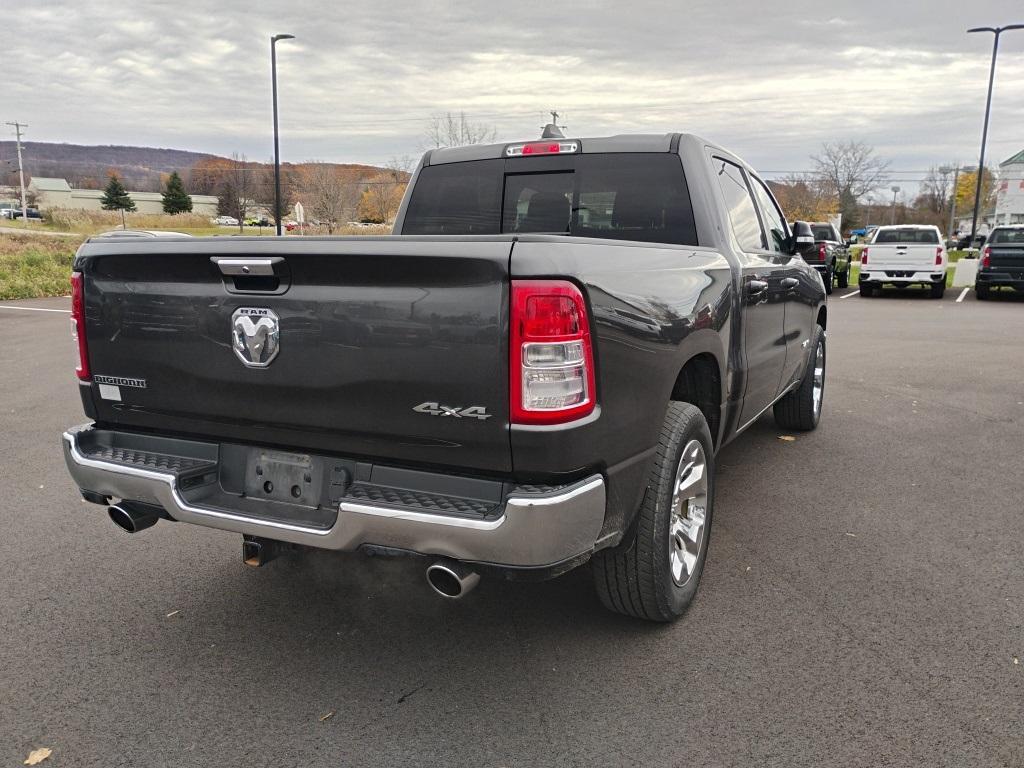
[{"left": 62, "top": 426, "right": 606, "bottom": 568}]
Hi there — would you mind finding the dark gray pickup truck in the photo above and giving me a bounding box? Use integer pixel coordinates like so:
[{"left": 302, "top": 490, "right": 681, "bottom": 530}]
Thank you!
[{"left": 63, "top": 133, "right": 827, "bottom": 621}]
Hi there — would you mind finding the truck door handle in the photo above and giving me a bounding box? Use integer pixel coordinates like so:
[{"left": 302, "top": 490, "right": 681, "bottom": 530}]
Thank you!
[
  {"left": 781, "top": 277, "right": 799, "bottom": 290},
  {"left": 748, "top": 280, "right": 769, "bottom": 298}
]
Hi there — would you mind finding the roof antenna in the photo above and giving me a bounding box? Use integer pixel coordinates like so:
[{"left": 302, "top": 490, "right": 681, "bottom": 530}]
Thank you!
[{"left": 540, "top": 110, "right": 566, "bottom": 139}]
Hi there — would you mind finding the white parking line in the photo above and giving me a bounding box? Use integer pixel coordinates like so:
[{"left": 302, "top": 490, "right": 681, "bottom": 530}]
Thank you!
[
  {"left": 0, "top": 305, "right": 71, "bottom": 313},
  {"left": 839, "top": 290, "right": 859, "bottom": 299},
  {"left": 956, "top": 288, "right": 969, "bottom": 303}
]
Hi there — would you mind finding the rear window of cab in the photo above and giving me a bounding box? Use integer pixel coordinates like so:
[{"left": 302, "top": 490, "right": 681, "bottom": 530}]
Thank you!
[{"left": 401, "top": 153, "right": 698, "bottom": 247}]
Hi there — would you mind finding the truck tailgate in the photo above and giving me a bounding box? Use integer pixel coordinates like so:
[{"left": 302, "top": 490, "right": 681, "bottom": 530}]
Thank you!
[
  {"left": 988, "top": 245, "right": 1024, "bottom": 272},
  {"left": 866, "top": 244, "right": 938, "bottom": 269},
  {"left": 77, "top": 237, "right": 513, "bottom": 473}
]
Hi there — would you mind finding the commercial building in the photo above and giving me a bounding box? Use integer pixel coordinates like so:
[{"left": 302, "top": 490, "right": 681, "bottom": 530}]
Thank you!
[
  {"left": 27, "top": 177, "right": 217, "bottom": 216},
  {"left": 993, "top": 149, "right": 1024, "bottom": 227}
]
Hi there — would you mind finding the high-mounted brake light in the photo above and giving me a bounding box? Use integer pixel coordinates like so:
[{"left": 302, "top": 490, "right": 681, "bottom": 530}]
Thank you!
[
  {"left": 505, "top": 141, "right": 579, "bottom": 157},
  {"left": 981, "top": 246, "right": 991, "bottom": 268},
  {"left": 861, "top": 247, "right": 869, "bottom": 266},
  {"left": 510, "top": 280, "right": 596, "bottom": 425},
  {"left": 70, "top": 271, "right": 90, "bottom": 381}
]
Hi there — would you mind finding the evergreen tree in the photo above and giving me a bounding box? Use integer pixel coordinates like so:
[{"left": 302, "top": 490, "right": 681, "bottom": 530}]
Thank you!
[
  {"left": 101, "top": 173, "right": 136, "bottom": 228},
  {"left": 161, "top": 171, "right": 193, "bottom": 214}
]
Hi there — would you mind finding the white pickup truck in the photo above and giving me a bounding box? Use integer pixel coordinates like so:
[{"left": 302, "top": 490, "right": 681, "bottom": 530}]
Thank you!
[{"left": 858, "top": 225, "right": 947, "bottom": 298}]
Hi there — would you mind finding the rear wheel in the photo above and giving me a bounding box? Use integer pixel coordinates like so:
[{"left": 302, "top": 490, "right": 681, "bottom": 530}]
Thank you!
[
  {"left": 930, "top": 280, "right": 946, "bottom": 299},
  {"left": 837, "top": 263, "right": 850, "bottom": 289},
  {"left": 975, "top": 283, "right": 989, "bottom": 300},
  {"left": 859, "top": 282, "right": 874, "bottom": 297},
  {"left": 773, "top": 324, "right": 825, "bottom": 431},
  {"left": 592, "top": 402, "right": 714, "bottom": 622}
]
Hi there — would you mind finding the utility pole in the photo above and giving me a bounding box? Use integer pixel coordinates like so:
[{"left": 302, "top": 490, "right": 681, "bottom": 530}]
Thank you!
[
  {"left": 946, "top": 164, "right": 963, "bottom": 238},
  {"left": 5, "top": 121, "right": 28, "bottom": 222}
]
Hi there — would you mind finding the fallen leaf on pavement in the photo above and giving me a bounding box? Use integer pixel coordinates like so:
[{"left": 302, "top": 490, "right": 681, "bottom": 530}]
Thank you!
[
  {"left": 24, "top": 748, "right": 52, "bottom": 765},
  {"left": 777, "top": 435, "right": 796, "bottom": 442},
  {"left": 166, "top": 610, "right": 180, "bottom": 618},
  {"left": 845, "top": 532, "right": 857, "bottom": 538},
  {"left": 319, "top": 710, "right": 336, "bottom": 722},
  {"left": 1014, "top": 657, "right": 1019, "bottom": 666}
]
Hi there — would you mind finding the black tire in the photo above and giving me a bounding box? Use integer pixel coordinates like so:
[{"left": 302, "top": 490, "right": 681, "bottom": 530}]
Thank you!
[
  {"left": 824, "top": 266, "right": 834, "bottom": 295},
  {"left": 859, "top": 282, "right": 874, "bottom": 297},
  {"left": 930, "top": 281, "right": 946, "bottom": 299},
  {"left": 975, "top": 284, "right": 989, "bottom": 300},
  {"left": 773, "top": 324, "right": 825, "bottom": 431},
  {"left": 592, "top": 402, "right": 715, "bottom": 622},
  {"left": 837, "top": 263, "right": 850, "bottom": 289}
]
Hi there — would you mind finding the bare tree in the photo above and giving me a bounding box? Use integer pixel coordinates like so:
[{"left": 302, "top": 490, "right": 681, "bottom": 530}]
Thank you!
[
  {"left": 218, "top": 153, "right": 255, "bottom": 232},
  {"left": 424, "top": 112, "right": 498, "bottom": 149},
  {"left": 916, "top": 166, "right": 954, "bottom": 216},
  {"left": 293, "top": 163, "right": 363, "bottom": 233},
  {"left": 811, "top": 141, "right": 890, "bottom": 229}
]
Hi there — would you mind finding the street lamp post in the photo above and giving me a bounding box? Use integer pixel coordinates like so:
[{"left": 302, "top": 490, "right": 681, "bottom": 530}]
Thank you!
[
  {"left": 966, "top": 24, "right": 1024, "bottom": 242},
  {"left": 271, "top": 33, "right": 295, "bottom": 236},
  {"left": 890, "top": 186, "right": 900, "bottom": 225}
]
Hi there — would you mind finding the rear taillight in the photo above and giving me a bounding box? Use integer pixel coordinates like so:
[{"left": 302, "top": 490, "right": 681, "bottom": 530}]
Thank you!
[
  {"left": 982, "top": 246, "right": 991, "bottom": 268},
  {"left": 818, "top": 243, "right": 826, "bottom": 260},
  {"left": 935, "top": 247, "right": 944, "bottom": 266},
  {"left": 510, "top": 280, "right": 595, "bottom": 425},
  {"left": 861, "top": 247, "right": 868, "bottom": 265},
  {"left": 70, "top": 271, "right": 90, "bottom": 380}
]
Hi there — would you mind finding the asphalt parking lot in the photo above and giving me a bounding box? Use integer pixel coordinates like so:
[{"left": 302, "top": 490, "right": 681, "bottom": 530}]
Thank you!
[{"left": 1, "top": 289, "right": 1022, "bottom": 768}]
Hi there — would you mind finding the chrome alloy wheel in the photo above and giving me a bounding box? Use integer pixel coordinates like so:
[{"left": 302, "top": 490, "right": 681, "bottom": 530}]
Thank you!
[
  {"left": 669, "top": 439, "right": 709, "bottom": 587},
  {"left": 812, "top": 340, "right": 825, "bottom": 417}
]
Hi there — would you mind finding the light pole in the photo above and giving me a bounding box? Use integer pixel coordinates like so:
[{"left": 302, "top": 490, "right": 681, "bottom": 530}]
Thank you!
[
  {"left": 966, "top": 24, "right": 1024, "bottom": 242},
  {"left": 271, "top": 33, "right": 295, "bottom": 236},
  {"left": 890, "top": 186, "right": 900, "bottom": 224}
]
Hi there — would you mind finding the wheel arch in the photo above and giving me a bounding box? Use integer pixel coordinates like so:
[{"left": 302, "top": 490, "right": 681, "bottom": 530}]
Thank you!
[{"left": 670, "top": 353, "right": 722, "bottom": 449}]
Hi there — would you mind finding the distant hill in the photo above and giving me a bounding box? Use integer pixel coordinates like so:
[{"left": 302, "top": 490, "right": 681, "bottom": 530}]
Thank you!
[{"left": 0, "top": 141, "right": 388, "bottom": 193}]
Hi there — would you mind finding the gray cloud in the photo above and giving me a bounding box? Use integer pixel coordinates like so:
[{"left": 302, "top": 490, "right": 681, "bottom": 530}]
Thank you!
[{"left": 4, "top": 0, "right": 1024, "bottom": 189}]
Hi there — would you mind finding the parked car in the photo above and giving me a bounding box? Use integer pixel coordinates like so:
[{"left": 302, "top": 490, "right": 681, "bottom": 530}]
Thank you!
[
  {"left": 10, "top": 207, "right": 43, "bottom": 220},
  {"left": 803, "top": 222, "right": 851, "bottom": 294},
  {"left": 956, "top": 233, "right": 986, "bottom": 251},
  {"left": 245, "top": 216, "right": 270, "bottom": 227},
  {"left": 61, "top": 132, "right": 827, "bottom": 622},
  {"left": 213, "top": 215, "right": 239, "bottom": 226},
  {"left": 859, "top": 224, "right": 947, "bottom": 298},
  {"left": 976, "top": 225, "right": 1024, "bottom": 299}
]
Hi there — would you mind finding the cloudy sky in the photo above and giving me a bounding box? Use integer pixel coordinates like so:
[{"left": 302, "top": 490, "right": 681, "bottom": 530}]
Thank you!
[{"left": 4, "top": 0, "right": 1024, "bottom": 189}]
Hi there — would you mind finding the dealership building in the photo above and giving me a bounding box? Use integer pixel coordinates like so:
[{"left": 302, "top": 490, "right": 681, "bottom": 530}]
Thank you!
[{"left": 27, "top": 177, "right": 218, "bottom": 216}]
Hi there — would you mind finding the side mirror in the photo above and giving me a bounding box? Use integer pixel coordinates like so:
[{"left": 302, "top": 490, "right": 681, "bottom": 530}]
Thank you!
[{"left": 788, "top": 221, "right": 816, "bottom": 256}]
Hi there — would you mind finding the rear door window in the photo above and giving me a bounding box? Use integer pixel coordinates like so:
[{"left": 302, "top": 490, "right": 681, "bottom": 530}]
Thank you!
[{"left": 709, "top": 156, "right": 765, "bottom": 252}]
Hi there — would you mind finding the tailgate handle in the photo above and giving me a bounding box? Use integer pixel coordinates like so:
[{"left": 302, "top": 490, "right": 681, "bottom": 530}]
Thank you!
[{"left": 211, "top": 257, "right": 283, "bottom": 276}]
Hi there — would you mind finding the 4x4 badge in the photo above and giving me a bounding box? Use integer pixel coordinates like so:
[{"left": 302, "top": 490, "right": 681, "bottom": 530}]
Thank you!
[{"left": 413, "top": 402, "right": 491, "bottom": 420}]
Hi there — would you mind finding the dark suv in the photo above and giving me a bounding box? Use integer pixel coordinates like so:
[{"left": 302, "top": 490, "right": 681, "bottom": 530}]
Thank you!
[
  {"left": 976, "top": 226, "right": 1024, "bottom": 299},
  {"left": 803, "top": 222, "right": 850, "bottom": 294}
]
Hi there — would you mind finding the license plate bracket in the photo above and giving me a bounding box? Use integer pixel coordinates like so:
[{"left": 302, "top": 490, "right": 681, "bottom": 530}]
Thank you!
[{"left": 244, "top": 449, "right": 321, "bottom": 507}]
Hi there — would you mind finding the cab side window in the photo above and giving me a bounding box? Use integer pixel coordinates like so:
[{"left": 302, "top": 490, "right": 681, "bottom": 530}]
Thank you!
[
  {"left": 710, "top": 155, "right": 765, "bottom": 252},
  {"left": 750, "top": 177, "right": 790, "bottom": 253}
]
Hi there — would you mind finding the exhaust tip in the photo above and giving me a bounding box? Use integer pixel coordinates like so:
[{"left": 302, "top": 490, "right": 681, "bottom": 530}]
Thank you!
[
  {"left": 108, "top": 503, "right": 159, "bottom": 534},
  {"left": 426, "top": 559, "right": 480, "bottom": 599}
]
